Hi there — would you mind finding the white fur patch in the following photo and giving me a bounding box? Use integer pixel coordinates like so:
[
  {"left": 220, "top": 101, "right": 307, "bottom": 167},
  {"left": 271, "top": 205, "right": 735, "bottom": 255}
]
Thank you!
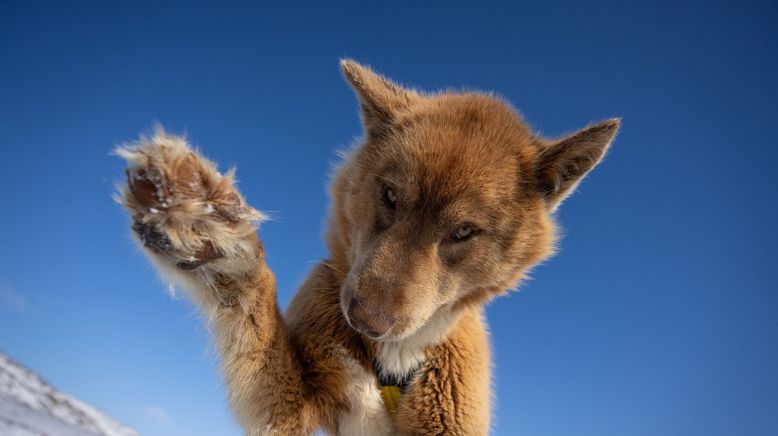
[
  {"left": 376, "top": 306, "right": 461, "bottom": 379},
  {"left": 337, "top": 350, "right": 393, "bottom": 436}
]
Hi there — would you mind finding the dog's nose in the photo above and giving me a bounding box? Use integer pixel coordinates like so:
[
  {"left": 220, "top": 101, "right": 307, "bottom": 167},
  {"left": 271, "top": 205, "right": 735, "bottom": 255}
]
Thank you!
[{"left": 347, "top": 297, "right": 394, "bottom": 338}]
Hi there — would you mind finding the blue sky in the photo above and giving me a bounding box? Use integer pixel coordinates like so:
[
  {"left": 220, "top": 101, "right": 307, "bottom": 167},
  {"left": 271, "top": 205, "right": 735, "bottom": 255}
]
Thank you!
[{"left": 1, "top": 1, "right": 776, "bottom": 435}]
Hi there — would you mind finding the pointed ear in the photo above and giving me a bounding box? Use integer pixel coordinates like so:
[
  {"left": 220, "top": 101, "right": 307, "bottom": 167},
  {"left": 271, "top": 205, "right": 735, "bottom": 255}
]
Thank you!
[
  {"left": 340, "top": 59, "right": 418, "bottom": 137},
  {"left": 535, "top": 118, "right": 620, "bottom": 210}
]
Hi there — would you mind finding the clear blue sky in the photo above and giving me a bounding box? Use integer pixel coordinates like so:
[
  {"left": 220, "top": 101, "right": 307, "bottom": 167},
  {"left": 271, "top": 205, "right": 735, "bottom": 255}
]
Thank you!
[{"left": 1, "top": 1, "right": 776, "bottom": 435}]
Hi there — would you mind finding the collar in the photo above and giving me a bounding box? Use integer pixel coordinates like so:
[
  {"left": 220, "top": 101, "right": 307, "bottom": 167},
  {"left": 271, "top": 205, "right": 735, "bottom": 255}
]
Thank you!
[{"left": 362, "top": 336, "right": 419, "bottom": 415}]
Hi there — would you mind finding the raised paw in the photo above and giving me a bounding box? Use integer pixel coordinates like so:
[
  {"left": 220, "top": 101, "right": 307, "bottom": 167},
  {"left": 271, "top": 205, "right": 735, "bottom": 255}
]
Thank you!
[{"left": 115, "top": 128, "right": 264, "bottom": 273}]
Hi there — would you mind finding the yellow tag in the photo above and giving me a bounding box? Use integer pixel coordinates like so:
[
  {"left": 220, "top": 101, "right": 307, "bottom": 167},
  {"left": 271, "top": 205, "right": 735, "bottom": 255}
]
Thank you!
[{"left": 379, "top": 385, "right": 402, "bottom": 414}]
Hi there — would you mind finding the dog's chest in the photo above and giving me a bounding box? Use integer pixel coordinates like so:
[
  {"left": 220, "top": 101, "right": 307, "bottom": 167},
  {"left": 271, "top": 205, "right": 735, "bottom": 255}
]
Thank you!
[{"left": 337, "top": 355, "right": 393, "bottom": 436}]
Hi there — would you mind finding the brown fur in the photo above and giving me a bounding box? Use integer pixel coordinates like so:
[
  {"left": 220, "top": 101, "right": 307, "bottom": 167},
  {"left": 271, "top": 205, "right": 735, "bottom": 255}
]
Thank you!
[{"left": 116, "top": 60, "right": 619, "bottom": 435}]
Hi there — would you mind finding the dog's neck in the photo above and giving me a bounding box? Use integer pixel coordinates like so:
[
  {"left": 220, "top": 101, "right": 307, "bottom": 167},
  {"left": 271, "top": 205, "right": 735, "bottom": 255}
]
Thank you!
[{"left": 373, "top": 305, "right": 463, "bottom": 380}]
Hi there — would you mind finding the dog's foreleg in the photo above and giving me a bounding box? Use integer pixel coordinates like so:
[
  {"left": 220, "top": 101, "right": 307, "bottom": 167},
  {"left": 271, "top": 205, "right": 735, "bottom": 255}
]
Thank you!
[{"left": 116, "top": 130, "right": 320, "bottom": 434}]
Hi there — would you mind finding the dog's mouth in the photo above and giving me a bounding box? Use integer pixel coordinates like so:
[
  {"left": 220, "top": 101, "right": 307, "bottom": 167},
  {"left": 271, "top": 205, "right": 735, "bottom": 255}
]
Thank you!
[
  {"left": 338, "top": 275, "right": 453, "bottom": 342},
  {"left": 341, "top": 300, "right": 446, "bottom": 343}
]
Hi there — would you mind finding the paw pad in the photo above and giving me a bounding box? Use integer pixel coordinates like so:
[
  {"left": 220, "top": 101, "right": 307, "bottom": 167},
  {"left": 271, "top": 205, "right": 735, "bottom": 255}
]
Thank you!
[
  {"left": 127, "top": 167, "right": 172, "bottom": 208},
  {"left": 132, "top": 220, "right": 172, "bottom": 253}
]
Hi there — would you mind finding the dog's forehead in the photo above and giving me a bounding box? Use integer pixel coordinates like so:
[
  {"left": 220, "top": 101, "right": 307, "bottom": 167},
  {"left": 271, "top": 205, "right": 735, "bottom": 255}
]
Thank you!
[
  {"left": 385, "top": 94, "right": 534, "bottom": 199},
  {"left": 397, "top": 94, "right": 532, "bottom": 162}
]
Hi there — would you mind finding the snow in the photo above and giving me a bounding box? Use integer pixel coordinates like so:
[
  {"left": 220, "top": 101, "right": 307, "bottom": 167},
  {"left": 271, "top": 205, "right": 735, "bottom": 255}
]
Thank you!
[
  {"left": 0, "top": 395, "right": 90, "bottom": 436},
  {"left": 0, "top": 352, "right": 137, "bottom": 436}
]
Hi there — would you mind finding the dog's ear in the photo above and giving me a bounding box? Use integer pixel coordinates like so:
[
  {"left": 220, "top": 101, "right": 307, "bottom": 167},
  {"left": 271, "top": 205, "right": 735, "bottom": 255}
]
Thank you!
[
  {"left": 340, "top": 59, "right": 418, "bottom": 137},
  {"left": 535, "top": 118, "right": 620, "bottom": 210}
]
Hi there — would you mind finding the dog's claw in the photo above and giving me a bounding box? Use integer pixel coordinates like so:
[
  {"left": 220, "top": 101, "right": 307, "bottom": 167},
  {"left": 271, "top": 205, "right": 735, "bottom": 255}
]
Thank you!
[{"left": 176, "top": 260, "right": 207, "bottom": 270}]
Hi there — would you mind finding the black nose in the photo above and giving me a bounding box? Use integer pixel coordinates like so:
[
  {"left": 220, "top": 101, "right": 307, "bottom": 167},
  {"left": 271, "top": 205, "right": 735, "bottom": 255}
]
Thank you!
[{"left": 346, "top": 297, "right": 394, "bottom": 338}]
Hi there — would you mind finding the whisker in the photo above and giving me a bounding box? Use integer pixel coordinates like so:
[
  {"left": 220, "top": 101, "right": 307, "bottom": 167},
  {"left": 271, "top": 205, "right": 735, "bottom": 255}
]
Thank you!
[
  {"left": 319, "top": 261, "right": 346, "bottom": 276},
  {"left": 366, "top": 172, "right": 401, "bottom": 187}
]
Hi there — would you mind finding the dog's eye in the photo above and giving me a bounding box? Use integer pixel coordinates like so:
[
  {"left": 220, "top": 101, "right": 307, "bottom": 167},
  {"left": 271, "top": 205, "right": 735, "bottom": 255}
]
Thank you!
[
  {"left": 382, "top": 185, "right": 397, "bottom": 209},
  {"left": 451, "top": 225, "right": 478, "bottom": 242}
]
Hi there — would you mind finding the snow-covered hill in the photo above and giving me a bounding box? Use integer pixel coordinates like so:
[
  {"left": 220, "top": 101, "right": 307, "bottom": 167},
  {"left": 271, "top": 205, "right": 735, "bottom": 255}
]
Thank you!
[{"left": 0, "top": 351, "right": 137, "bottom": 436}]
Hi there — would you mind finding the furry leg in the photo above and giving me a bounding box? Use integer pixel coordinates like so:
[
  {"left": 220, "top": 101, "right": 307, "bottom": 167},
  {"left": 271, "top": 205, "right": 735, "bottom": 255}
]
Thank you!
[{"left": 115, "top": 128, "right": 321, "bottom": 434}]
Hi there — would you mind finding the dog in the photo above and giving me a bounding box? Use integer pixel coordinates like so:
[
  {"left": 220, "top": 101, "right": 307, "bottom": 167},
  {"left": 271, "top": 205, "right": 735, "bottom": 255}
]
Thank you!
[{"left": 116, "top": 60, "right": 619, "bottom": 435}]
